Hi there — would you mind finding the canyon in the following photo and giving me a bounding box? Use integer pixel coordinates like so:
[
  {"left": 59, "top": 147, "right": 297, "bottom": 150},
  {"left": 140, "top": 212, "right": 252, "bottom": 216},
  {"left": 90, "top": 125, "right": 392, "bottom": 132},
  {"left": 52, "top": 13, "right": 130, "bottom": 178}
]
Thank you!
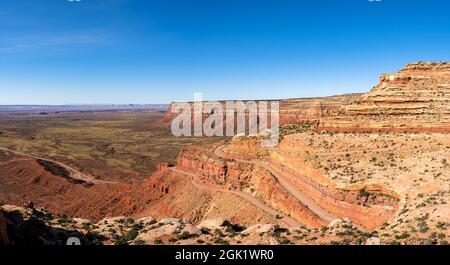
[{"left": 1, "top": 62, "right": 449, "bottom": 245}]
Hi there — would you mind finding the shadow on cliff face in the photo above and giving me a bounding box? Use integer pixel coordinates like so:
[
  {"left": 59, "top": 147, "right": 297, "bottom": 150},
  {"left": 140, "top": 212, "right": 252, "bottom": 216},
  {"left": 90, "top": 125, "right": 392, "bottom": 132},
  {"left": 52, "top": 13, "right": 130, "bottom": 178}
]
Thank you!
[{"left": 36, "top": 159, "right": 94, "bottom": 188}]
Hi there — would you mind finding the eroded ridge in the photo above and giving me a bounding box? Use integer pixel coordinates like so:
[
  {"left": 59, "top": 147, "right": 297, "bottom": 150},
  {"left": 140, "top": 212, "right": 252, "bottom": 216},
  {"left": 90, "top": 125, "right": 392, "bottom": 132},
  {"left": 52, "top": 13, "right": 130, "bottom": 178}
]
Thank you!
[
  {"left": 221, "top": 135, "right": 401, "bottom": 231},
  {"left": 319, "top": 62, "right": 450, "bottom": 133}
]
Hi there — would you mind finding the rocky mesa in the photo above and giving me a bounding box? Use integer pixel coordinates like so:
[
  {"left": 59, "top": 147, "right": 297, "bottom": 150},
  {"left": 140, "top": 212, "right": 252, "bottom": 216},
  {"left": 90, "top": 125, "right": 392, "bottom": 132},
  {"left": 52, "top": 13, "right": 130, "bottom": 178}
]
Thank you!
[
  {"left": 1, "top": 62, "right": 449, "bottom": 245},
  {"left": 319, "top": 62, "right": 450, "bottom": 132}
]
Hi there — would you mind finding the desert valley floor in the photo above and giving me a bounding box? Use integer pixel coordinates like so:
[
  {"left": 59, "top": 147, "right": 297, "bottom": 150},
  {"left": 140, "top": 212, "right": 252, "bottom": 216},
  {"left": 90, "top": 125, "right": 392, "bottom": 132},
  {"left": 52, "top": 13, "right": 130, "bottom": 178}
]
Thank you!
[{"left": 0, "top": 62, "right": 449, "bottom": 245}]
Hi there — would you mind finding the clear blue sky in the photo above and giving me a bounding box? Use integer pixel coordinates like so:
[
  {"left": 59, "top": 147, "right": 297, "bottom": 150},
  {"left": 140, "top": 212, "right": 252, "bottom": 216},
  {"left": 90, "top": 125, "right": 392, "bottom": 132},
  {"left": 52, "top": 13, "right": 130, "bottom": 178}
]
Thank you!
[{"left": 1, "top": 0, "right": 450, "bottom": 104}]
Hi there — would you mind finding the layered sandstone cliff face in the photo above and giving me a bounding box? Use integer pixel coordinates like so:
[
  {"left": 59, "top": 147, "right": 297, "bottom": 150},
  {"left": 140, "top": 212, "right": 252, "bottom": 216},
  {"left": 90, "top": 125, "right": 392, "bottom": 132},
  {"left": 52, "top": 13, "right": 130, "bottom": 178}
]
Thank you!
[
  {"left": 131, "top": 164, "right": 278, "bottom": 226},
  {"left": 268, "top": 140, "right": 399, "bottom": 230},
  {"left": 161, "top": 94, "right": 361, "bottom": 129},
  {"left": 1, "top": 62, "right": 448, "bottom": 245},
  {"left": 269, "top": 131, "right": 449, "bottom": 241},
  {"left": 279, "top": 94, "right": 361, "bottom": 125},
  {"left": 0, "top": 149, "right": 279, "bottom": 228},
  {"left": 163, "top": 62, "right": 449, "bottom": 133},
  {"left": 211, "top": 139, "right": 399, "bottom": 230},
  {"left": 176, "top": 145, "right": 324, "bottom": 227},
  {"left": 222, "top": 136, "right": 270, "bottom": 158},
  {"left": 319, "top": 62, "right": 450, "bottom": 132}
]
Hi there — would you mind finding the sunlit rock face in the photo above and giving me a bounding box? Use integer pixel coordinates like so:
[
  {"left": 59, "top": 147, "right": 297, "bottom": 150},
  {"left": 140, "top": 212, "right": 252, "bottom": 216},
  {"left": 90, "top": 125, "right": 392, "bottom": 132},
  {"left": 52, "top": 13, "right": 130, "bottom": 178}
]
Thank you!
[
  {"left": 319, "top": 62, "right": 450, "bottom": 133},
  {"left": 161, "top": 94, "right": 361, "bottom": 130}
]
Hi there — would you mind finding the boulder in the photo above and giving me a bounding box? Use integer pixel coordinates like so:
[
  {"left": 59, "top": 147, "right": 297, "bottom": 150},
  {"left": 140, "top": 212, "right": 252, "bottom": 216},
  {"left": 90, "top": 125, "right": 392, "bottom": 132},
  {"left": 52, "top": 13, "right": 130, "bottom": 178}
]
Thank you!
[
  {"left": 243, "top": 224, "right": 279, "bottom": 235},
  {"left": 366, "top": 237, "right": 381, "bottom": 245},
  {"left": 197, "top": 218, "right": 228, "bottom": 230}
]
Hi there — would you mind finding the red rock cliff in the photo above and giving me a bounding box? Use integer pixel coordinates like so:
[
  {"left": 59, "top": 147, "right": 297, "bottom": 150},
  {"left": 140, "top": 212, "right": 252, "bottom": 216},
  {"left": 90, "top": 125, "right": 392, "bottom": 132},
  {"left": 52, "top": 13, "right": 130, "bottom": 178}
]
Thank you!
[{"left": 319, "top": 62, "right": 450, "bottom": 132}]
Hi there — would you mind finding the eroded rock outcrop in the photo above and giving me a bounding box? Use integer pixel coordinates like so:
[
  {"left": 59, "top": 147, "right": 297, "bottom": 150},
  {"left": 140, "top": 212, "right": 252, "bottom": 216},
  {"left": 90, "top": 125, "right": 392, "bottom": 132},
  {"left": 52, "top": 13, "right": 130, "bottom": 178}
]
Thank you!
[
  {"left": 212, "top": 135, "right": 400, "bottom": 230},
  {"left": 163, "top": 62, "right": 449, "bottom": 134},
  {"left": 0, "top": 153, "right": 277, "bottom": 228},
  {"left": 267, "top": 154, "right": 398, "bottom": 230},
  {"left": 176, "top": 145, "right": 324, "bottom": 227},
  {"left": 161, "top": 94, "right": 361, "bottom": 130},
  {"left": 319, "top": 62, "right": 450, "bottom": 132},
  {"left": 3, "top": 204, "right": 444, "bottom": 245}
]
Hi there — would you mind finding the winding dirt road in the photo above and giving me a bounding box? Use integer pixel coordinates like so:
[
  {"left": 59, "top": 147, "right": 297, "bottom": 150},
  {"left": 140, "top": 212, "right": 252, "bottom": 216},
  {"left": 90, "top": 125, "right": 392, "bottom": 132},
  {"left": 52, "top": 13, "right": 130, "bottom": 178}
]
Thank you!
[
  {"left": 168, "top": 167, "right": 302, "bottom": 227},
  {"left": 214, "top": 145, "right": 335, "bottom": 223},
  {"left": 0, "top": 147, "right": 114, "bottom": 185}
]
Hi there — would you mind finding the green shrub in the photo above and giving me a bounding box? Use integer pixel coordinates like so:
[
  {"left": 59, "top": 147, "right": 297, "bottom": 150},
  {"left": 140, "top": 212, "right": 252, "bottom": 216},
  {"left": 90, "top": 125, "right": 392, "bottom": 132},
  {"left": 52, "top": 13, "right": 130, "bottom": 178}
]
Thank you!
[
  {"left": 113, "top": 237, "right": 128, "bottom": 245},
  {"left": 278, "top": 237, "right": 291, "bottom": 244},
  {"left": 357, "top": 188, "right": 370, "bottom": 199},
  {"left": 214, "top": 229, "right": 223, "bottom": 237},
  {"left": 124, "top": 229, "right": 139, "bottom": 241},
  {"left": 177, "top": 231, "right": 193, "bottom": 240},
  {"left": 395, "top": 232, "right": 410, "bottom": 240},
  {"left": 200, "top": 227, "right": 211, "bottom": 234},
  {"left": 214, "top": 238, "right": 229, "bottom": 245},
  {"left": 387, "top": 240, "right": 400, "bottom": 245}
]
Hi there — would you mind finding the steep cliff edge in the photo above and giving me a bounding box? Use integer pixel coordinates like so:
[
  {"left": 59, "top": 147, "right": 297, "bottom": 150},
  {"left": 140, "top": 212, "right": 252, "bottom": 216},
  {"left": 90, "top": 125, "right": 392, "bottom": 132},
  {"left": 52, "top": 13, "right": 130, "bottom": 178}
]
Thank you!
[
  {"left": 162, "top": 62, "right": 449, "bottom": 133},
  {"left": 319, "top": 62, "right": 450, "bottom": 132},
  {"left": 176, "top": 145, "right": 325, "bottom": 227},
  {"left": 161, "top": 94, "right": 361, "bottom": 129},
  {"left": 218, "top": 137, "right": 399, "bottom": 230}
]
